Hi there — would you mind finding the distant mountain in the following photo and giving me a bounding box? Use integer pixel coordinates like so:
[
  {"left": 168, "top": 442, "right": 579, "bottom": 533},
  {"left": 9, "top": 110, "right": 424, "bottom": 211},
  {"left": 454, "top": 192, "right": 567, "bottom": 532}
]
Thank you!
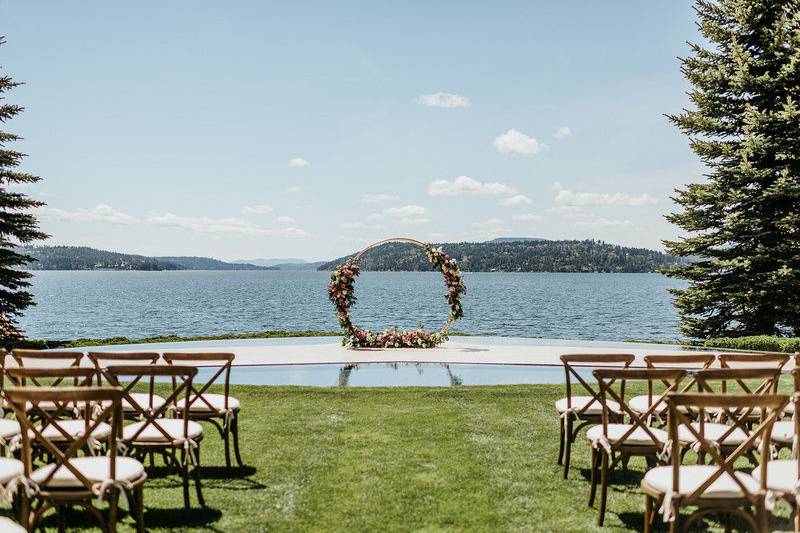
[
  {"left": 270, "top": 261, "right": 326, "bottom": 271},
  {"left": 317, "top": 239, "right": 686, "bottom": 273},
  {"left": 490, "top": 237, "right": 546, "bottom": 243},
  {"left": 21, "top": 246, "right": 276, "bottom": 271},
  {"left": 233, "top": 258, "right": 309, "bottom": 267}
]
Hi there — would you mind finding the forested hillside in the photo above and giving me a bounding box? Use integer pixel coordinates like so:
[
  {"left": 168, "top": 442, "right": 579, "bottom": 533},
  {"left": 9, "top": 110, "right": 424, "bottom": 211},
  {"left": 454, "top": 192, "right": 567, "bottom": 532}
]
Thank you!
[{"left": 318, "top": 240, "right": 685, "bottom": 273}]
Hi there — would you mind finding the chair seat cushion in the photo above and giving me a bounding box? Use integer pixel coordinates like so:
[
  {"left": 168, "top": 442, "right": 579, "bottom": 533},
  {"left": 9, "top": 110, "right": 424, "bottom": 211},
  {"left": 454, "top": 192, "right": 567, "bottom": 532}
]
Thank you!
[
  {"left": 752, "top": 460, "right": 797, "bottom": 494},
  {"left": 123, "top": 419, "right": 203, "bottom": 443},
  {"left": 102, "top": 393, "right": 167, "bottom": 412},
  {"left": 555, "top": 396, "right": 620, "bottom": 416},
  {"left": 0, "top": 419, "right": 21, "bottom": 440},
  {"left": 178, "top": 393, "right": 240, "bottom": 413},
  {"left": 770, "top": 421, "right": 794, "bottom": 444},
  {"left": 31, "top": 456, "right": 145, "bottom": 488},
  {"left": 586, "top": 423, "right": 667, "bottom": 446},
  {"left": 643, "top": 465, "right": 759, "bottom": 498},
  {"left": 628, "top": 395, "right": 667, "bottom": 414},
  {"left": 36, "top": 421, "right": 112, "bottom": 442},
  {"left": 677, "top": 423, "right": 748, "bottom": 445},
  {"left": 0, "top": 517, "right": 25, "bottom": 532},
  {"left": 0, "top": 457, "right": 24, "bottom": 485}
]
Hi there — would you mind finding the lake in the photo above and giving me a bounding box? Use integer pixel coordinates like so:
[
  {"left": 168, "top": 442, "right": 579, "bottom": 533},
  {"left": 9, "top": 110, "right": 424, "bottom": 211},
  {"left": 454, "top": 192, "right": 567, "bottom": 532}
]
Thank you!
[{"left": 17, "top": 271, "right": 686, "bottom": 341}]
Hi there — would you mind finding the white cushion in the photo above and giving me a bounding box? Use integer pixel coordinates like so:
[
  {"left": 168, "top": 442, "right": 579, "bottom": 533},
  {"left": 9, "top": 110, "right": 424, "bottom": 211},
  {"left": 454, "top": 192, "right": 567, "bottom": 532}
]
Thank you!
[
  {"left": 677, "top": 423, "right": 748, "bottom": 445},
  {"left": 0, "top": 517, "right": 25, "bottom": 532},
  {"left": 770, "top": 421, "right": 794, "bottom": 444},
  {"left": 180, "top": 393, "right": 240, "bottom": 413},
  {"left": 586, "top": 423, "right": 667, "bottom": 446},
  {"left": 36, "top": 420, "right": 112, "bottom": 442},
  {"left": 785, "top": 402, "right": 796, "bottom": 415},
  {"left": 555, "top": 396, "right": 620, "bottom": 415},
  {"left": 752, "top": 460, "right": 798, "bottom": 494},
  {"left": 0, "top": 419, "right": 21, "bottom": 440},
  {"left": 31, "top": 456, "right": 144, "bottom": 488},
  {"left": 628, "top": 395, "right": 667, "bottom": 414},
  {"left": 644, "top": 465, "right": 760, "bottom": 498},
  {"left": 101, "top": 393, "right": 167, "bottom": 412},
  {"left": 123, "top": 419, "right": 203, "bottom": 443},
  {"left": 0, "top": 457, "right": 24, "bottom": 485}
]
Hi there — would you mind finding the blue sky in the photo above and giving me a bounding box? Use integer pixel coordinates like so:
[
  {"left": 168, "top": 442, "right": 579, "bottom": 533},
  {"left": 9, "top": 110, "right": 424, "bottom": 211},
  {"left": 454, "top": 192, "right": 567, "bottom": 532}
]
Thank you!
[{"left": 2, "top": 1, "right": 702, "bottom": 261}]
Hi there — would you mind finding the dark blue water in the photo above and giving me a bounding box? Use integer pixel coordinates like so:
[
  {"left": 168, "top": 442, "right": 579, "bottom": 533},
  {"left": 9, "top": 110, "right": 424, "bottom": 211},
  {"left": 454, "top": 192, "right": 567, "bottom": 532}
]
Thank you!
[{"left": 19, "top": 271, "right": 685, "bottom": 341}]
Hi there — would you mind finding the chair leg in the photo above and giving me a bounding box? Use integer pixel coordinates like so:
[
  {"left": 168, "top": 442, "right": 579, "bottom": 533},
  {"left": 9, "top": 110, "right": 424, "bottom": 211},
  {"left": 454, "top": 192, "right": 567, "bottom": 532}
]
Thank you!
[
  {"left": 588, "top": 446, "right": 598, "bottom": 507},
  {"left": 108, "top": 489, "right": 119, "bottom": 533},
  {"left": 563, "top": 416, "right": 573, "bottom": 479},
  {"left": 224, "top": 421, "right": 232, "bottom": 469},
  {"left": 232, "top": 412, "right": 244, "bottom": 467},
  {"left": 643, "top": 494, "right": 652, "bottom": 533},
  {"left": 557, "top": 418, "right": 565, "bottom": 465},
  {"left": 794, "top": 501, "right": 800, "bottom": 533},
  {"left": 136, "top": 485, "right": 145, "bottom": 533},
  {"left": 56, "top": 505, "right": 65, "bottom": 533},
  {"left": 598, "top": 451, "right": 609, "bottom": 526},
  {"left": 194, "top": 444, "right": 205, "bottom": 507},
  {"left": 181, "top": 448, "right": 191, "bottom": 509}
]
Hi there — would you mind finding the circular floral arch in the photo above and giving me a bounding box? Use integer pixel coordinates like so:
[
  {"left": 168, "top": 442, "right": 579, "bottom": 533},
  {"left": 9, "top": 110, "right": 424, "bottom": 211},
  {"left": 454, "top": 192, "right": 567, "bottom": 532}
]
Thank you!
[{"left": 328, "top": 237, "right": 466, "bottom": 348}]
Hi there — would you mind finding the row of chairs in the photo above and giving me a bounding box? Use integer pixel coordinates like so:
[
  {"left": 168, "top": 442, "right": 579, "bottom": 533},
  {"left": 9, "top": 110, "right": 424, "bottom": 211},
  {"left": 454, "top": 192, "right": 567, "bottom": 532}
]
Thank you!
[
  {"left": 554, "top": 351, "right": 799, "bottom": 532},
  {"left": 0, "top": 349, "right": 244, "bottom": 532}
]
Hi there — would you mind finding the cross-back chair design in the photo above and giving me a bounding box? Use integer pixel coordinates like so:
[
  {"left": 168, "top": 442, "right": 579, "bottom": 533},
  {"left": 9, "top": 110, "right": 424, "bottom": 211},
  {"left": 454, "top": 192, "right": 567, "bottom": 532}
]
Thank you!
[
  {"left": 640, "top": 392, "right": 787, "bottom": 533},
  {"left": 628, "top": 354, "right": 717, "bottom": 424},
  {"left": 5, "top": 367, "right": 111, "bottom": 457},
  {"left": 6, "top": 386, "right": 147, "bottom": 533},
  {"left": 588, "top": 368, "right": 686, "bottom": 526},
  {"left": 0, "top": 348, "right": 22, "bottom": 458},
  {"left": 753, "top": 364, "right": 800, "bottom": 532},
  {"left": 87, "top": 351, "right": 165, "bottom": 418},
  {"left": 105, "top": 365, "right": 205, "bottom": 509},
  {"left": 162, "top": 352, "right": 243, "bottom": 468},
  {"left": 10, "top": 350, "right": 85, "bottom": 416},
  {"left": 556, "top": 353, "right": 635, "bottom": 478}
]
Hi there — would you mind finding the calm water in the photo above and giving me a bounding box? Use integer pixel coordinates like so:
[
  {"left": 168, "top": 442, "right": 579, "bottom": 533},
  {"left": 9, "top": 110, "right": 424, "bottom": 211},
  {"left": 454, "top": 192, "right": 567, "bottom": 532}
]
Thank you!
[{"left": 18, "top": 271, "right": 686, "bottom": 341}]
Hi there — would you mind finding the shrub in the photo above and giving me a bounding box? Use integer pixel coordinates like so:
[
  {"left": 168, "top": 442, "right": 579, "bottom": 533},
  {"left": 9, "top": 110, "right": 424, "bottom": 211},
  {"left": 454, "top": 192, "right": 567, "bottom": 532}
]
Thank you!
[{"left": 704, "top": 336, "right": 800, "bottom": 353}]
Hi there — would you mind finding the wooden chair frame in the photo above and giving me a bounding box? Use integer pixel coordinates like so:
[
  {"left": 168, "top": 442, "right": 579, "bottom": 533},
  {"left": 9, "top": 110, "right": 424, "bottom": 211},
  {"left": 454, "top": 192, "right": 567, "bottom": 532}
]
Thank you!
[
  {"left": 162, "top": 352, "right": 243, "bottom": 468},
  {"left": 6, "top": 386, "right": 146, "bottom": 533},
  {"left": 557, "top": 353, "right": 635, "bottom": 478},
  {"left": 105, "top": 365, "right": 204, "bottom": 509},
  {"left": 642, "top": 392, "right": 787, "bottom": 533},
  {"left": 87, "top": 352, "right": 162, "bottom": 418},
  {"left": 589, "top": 368, "right": 687, "bottom": 526}
]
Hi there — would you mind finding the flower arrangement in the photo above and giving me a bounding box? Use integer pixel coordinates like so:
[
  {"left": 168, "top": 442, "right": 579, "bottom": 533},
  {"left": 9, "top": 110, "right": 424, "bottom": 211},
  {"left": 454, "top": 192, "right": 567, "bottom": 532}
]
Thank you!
[{"left": 328, "top": 238, "right": 466, "bottom": 348}]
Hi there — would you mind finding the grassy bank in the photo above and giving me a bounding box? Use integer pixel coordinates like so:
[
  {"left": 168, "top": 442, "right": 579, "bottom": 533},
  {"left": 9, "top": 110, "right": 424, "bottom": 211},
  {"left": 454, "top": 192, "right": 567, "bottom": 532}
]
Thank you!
[{"left": 4, "top": 383, "right": 791, "bottom": 531}]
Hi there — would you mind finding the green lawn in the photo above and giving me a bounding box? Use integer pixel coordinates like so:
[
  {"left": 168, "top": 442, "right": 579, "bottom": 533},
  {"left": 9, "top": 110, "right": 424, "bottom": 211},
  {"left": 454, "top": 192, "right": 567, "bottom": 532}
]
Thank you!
[{"left": 3, "top": 384, "right": 794, "bottom": 531}]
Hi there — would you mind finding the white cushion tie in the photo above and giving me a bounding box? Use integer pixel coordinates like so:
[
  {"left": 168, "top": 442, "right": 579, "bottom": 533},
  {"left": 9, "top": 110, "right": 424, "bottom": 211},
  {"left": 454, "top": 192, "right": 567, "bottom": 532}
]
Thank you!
[
  {"left": 659, "top": 490, "right": 679, "bottom": 522},
  {"left": 92, "top": 478, "right": 133, "bottom": 508},
  {"left": 658, "top": 440, "right": 673, "bottom": 463},
  {"left": 177, "top": 438, "right": 199, "bottom": 466},
  {"left": 591, "top": 434, "right": 612, "bottom": 455},
  {"left": 223, "top": 408, "right": 235, "bottom": 431},
  {"left": 2, "top": 475, "right": 39, "bottom": 504},
  {"left": 690, "top": 439, "right": 721, "bottom": 456}
]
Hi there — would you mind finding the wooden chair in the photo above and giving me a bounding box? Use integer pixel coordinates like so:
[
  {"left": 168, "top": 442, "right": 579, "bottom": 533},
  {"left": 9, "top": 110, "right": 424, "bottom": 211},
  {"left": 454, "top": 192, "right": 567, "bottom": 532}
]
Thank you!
[
  {"left": 87, "top": 351, "right": 166, "bottom": 418},
  {"left": 718, "top": 353, "right": 790, "bottom": 418},
  {"left": 755, "top": 366, "right": 800, "bottom": 532},
  {"left": 628, "top": 354, "right": 717, "bottom": 424},
  {"left": 162, "top": 352, "right": 243, "bottom": 468},
  {"left": 10, "top": 350, "right": 84, "bottom": 416},
  {"left": 5, "top": 367, "right": 110, "bottom": 457},
  {"left": 588, "top": 368, "right": 686, "bottom": 526},
  {"left": 105, "top": 365, "right": 205, "bottom": 509},
  {"left": 0, "top": 349, "right": 22, "bottom": 457},
  {"left": 641, "top": 392, "right": 787, "bottom": 532},
  {"left": 556, "top": 353, "right": 635, "bottom": 478},
  {"left": 6, "top": 386, "right": 147, "bottom": 532}
]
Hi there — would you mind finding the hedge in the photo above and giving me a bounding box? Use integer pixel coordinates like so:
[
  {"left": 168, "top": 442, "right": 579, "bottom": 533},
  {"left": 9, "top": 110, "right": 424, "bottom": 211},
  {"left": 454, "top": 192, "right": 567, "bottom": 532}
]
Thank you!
[{"left": 704, "top": 335, "right": 800, "bottom": 353}]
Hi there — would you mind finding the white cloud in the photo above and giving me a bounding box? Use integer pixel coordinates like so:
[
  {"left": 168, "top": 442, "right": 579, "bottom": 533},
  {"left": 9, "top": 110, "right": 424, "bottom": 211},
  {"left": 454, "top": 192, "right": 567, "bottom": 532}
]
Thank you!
[
  {"left": 471, "top": 217, "right": 511, "bottom": 235},
  {"left": 493, "top": 129, "right": 545, "bottom": 156},
  {"left": 575, "top": 216, "right": 634, "bottom": 228},
  {"left": 512, "top": 213, "right": 542, "bottom": 221},
  {"left": 288, "top": 158, "right": 310, "bottom": 168},
  {"left": 148, "top": 213, "right": 306, "bottom": 237},
  {"left": 552, "top": 182, "right": 658, "bottom": 206},
  {"left": 40, "top": 204, "right": 136, "bottom": 225},
  {"left": 546, "top": 205, "right": 584, "bottom": 216},
  {"left": 415, "top": 92, "right": 471, "bottom": 108},
  {"left": 499, "top": 194, "right": 531, "bottom": 206},
  {"left": 340, "top": 221, "right": 365, "bottom": 229},
  {"left": 383, "top": 205, "right": 430, "bottom": 225},
  {"left": 428, "top": 176, "right": 516, "bottom": 197},
  {"left": 242, "top": 204, "right": 273, "bottom": 214},
  {"left": 277, "top": 215, "right": 296, "bottom": 223},
  {"left": 553, "top": 126, "right": 572, "bottom": 140},
  {"left": 285, "top": 186, "right": 302, "bottom": 193},
  {"left": 361, "top": 194, "right": 400, "bottom": 204}
]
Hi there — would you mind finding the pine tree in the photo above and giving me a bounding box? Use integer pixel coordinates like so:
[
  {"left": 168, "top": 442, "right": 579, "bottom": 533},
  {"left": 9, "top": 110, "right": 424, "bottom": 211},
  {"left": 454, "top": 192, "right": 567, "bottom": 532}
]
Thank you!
[
  {"left": 0, "top": 37, "right": 47, "bottom": 338},
  {"left": 664, "top": 1, "right": 800, "bottom": 339}
]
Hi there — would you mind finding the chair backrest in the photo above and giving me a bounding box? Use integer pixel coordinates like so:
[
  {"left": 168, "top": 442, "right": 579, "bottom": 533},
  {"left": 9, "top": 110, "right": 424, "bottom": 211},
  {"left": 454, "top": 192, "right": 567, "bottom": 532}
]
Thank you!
[
  {"left": 162, "top": 352, "right": 234, "bottom": 413},
  {"left": 6, "top": 367, "right": 98, "bottom": 423},
  {"left": 11, "top": 349, "right": 84, "bottom": 370},
  {"left": 104, "top": 365, "right": 197, "bottom": 445},
  {"left": 593, "top": 368, "right": 686, "bottom": 448},
  {"left": 643, "top": 353, "right": 717, "bottom": 397},
  {"left": 718, "top": 353, "right": 788, "bottom": 394},
  {"left": 559, "top": 353, "right": 635, "bottom": 417},
  {"left": 87, "top": 352, "right": 160, "bottom": 408},
  {"left": 6, "top": 386, "right": 123, "bottom": 492},
  {"left": 664, "top": 392, "right": 787, "bottom": 512}
]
